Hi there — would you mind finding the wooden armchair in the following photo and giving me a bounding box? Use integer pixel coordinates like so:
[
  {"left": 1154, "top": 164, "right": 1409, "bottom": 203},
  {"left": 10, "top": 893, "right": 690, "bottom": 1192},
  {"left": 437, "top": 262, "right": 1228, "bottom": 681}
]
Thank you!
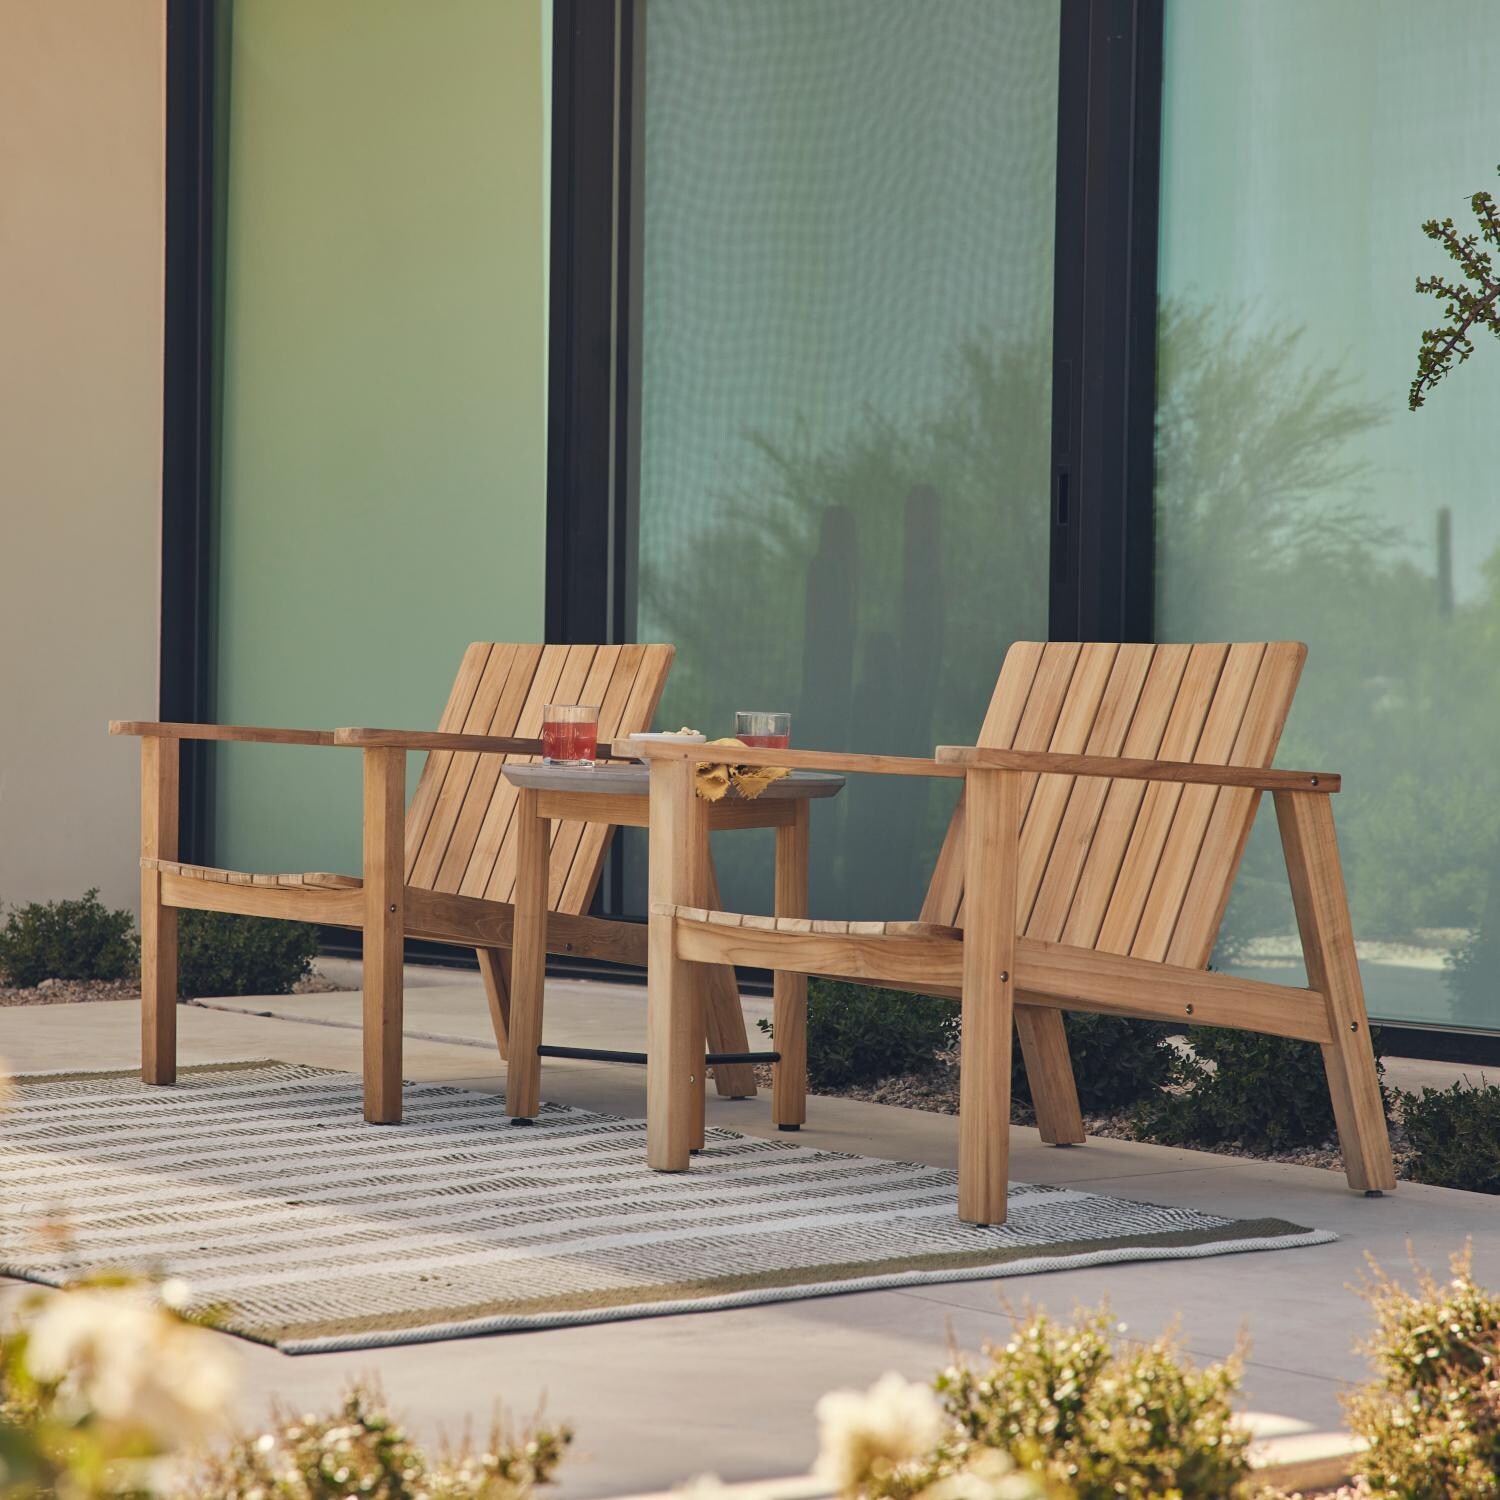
[
  {"left": 628, "top": 641, "right": 1394, "bottom": 1226},
  {"left": 111, "top": 642, "right": 762, "bottom": 1122}
]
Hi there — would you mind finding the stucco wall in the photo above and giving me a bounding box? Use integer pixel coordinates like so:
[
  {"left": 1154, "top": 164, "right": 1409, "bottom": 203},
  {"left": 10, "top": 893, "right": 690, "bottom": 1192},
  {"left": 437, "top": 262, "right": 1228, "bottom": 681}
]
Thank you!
[{"left": 0, "top": 0, "right": 165, "bottom": 912}]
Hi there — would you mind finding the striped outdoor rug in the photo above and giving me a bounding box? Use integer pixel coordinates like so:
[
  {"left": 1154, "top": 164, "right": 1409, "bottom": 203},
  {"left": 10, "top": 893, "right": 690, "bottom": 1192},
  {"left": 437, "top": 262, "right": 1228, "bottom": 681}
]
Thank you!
[{"left": 0, "top": 1061, "right": 1335, "bottom": 1353}]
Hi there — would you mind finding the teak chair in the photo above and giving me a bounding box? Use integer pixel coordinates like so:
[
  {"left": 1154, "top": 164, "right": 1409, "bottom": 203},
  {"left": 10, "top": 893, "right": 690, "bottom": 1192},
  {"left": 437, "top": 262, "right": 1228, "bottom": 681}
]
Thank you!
[
  {"left": 111, "top": 642, "right": 763, "bottom": 1121},
  {"left": 629, "top": 641, "right": 1395, "bottom": 1226}
]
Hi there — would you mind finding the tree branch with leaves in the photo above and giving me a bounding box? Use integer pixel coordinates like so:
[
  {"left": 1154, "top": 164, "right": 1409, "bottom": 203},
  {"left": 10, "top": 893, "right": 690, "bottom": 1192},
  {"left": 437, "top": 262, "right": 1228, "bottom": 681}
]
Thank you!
[{"left": 1409, "top": 166, "right": 1500, "bottom": 410}]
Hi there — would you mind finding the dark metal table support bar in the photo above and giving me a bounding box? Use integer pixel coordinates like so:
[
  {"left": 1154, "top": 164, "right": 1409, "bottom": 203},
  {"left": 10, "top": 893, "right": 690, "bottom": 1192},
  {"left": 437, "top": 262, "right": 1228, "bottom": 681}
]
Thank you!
[{"left": 536, "top": 1045, "right": 780, "bottom": 1067}]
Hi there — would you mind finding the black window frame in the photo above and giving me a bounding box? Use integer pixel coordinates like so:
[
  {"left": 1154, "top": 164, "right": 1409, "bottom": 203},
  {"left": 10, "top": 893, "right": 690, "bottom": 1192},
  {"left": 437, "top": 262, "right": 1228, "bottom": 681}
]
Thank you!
[{"left": 160, "top": 0, "right": 1498, "bottom": 1054}]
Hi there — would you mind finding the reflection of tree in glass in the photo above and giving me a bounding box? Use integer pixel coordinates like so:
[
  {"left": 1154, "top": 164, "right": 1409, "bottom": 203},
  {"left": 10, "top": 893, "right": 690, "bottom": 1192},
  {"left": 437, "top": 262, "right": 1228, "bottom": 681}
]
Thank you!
[
  {"left": 640, "top": 334, "right": 1049, "bottom": 916},
  {"left": 642, "top": 303, "right": 1500, "bottom": 1005},
  {"left": 1156, "top": 305, "right": 1500, "bottom": 1021}
]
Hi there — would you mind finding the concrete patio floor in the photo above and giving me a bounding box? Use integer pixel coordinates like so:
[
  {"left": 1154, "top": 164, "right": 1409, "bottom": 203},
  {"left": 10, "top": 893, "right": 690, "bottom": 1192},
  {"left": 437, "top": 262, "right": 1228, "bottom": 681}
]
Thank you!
[{"left": 2, "top": 963, "right": 1495, "bottom": 1497}]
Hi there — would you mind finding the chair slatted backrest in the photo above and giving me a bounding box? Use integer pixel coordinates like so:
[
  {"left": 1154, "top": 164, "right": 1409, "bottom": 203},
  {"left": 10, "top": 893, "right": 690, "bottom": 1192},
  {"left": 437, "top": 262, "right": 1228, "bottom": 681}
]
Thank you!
[
  {"left": 921, "top": 641, "right": 1306, "bottom": 968},
  {"left": 402, "top": 643, "right": 674, "bottom": 911}
]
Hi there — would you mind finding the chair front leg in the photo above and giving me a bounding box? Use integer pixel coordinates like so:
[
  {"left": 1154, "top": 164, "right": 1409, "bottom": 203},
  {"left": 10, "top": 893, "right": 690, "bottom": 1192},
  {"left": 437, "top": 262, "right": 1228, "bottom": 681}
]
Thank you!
[
  {"left": 362, "top": 747, "right": 406, "bottom": 1124},
  {"left": 140, "top": 736, "right": 179, "bottom": 1085},
  {"left": 958, "top": 767, "right": 1021, "bottom": 1226}
]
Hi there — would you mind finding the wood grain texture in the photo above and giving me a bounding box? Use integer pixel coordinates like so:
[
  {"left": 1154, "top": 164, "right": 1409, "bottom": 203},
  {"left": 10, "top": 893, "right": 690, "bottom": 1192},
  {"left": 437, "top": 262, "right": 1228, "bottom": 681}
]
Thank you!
[
  {"left": 139, "top": 737, "right": 179, "bottom": 1086},
  {"left": 477, "top": 948, "right": 511, "bottom": 1060},
  {"left": 112, "top": 721, "right": 336, "bottom": 745},
  {"left": 702, "top": 856, "right": 757, "bottom": 1098},
  {"left": 958, "top": 768, "right": 1020, "bottom": 1225},
  {"left": 1163, "top": 642, "right": 1308, "bottom": 966},
  {"left": 160, "top": 873, "right": 365, "bottom": 927},
  {"left": 505, "top": 789, "right": 548, "bottom": 1119},
  {"left": 615, "top": 740, "right": 961, "bottom": 778},
  {"left": 773, "top": 802, "right": 811, "bottom": 1127},
  {"left": 934, "top": 744, "right": 1333, "bottom": 792},
  {"left": 362, "top": 748, "right": 406, "bottom": 1125},
  {"left": 646, "top": 757, "right": 708, "bottom": 1171},
  {"left": 1275, "top": 791, "right": 1397, "bottom": 1192},
  {"left": 921, "top": 642, "right": 1047, "bottom": 929}
]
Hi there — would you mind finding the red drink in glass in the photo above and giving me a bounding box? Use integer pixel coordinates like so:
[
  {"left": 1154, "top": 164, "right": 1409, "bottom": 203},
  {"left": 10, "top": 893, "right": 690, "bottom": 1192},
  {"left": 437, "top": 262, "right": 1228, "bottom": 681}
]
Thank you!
[
  {"left": 542, "top": 705, "right": 599, "bottom": 766},
  {"left": 735, "top": 711, "right": 791, "bottom": 750}
]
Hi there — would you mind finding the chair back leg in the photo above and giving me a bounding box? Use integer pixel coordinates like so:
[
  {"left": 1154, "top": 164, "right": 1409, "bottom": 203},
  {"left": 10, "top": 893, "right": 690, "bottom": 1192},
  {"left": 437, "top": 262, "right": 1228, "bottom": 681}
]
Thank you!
[
  {"left": 1275, "top": 790, "right": 1397, "bottom": 1193},
  {"left": 477, "top": 948, "right": 512, "bottom": 1060},
  {"left": 140, "top": 736, "right": 179, "bottom": 1086},
  {"left": 1015, "top": 1007, "right": 1086, "bottom": 1144},
  {"left": 702, "top": 855, "right": 759, "bottom": 1099}
]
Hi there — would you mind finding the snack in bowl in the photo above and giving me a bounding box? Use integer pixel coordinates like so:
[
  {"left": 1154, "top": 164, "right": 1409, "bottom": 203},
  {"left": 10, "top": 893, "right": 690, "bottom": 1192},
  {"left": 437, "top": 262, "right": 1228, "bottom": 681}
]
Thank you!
[{"left": 627, "top": 727, "right": 707, "bottom": 743}]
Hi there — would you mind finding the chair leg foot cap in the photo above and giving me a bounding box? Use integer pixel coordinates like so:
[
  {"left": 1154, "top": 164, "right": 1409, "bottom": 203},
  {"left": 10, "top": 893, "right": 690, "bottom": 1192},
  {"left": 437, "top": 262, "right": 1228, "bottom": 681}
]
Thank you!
[
  {"left": 1363, "top": 1188, "right": 1385, "bottom": 1198},
  {"left": 509, "top": 1117, "right": 535, "bottom": 1128},
  {"left": 777, "top": 1123, "right": 801, "bottom": 1132}
]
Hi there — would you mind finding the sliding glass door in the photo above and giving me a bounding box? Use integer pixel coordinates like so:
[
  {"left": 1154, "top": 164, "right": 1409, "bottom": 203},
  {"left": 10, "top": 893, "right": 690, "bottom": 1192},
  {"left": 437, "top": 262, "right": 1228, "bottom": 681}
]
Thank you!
[
  {"left": 627, "top": 0, "right": 1060, "bottom": 918},
  {"left": 1154, "top": 0, "right": 1500, "bottom": 1032}
]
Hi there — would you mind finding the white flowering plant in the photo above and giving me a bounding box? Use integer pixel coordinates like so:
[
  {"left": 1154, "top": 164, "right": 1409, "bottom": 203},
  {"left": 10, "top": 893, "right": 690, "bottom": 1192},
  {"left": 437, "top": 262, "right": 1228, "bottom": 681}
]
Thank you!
[
  {"left": 812, "top": 1372, "right": 1060, "bottom": 1500},
  {"left": 0, "top": 1276, "right": 236, "bottom": 1499}
]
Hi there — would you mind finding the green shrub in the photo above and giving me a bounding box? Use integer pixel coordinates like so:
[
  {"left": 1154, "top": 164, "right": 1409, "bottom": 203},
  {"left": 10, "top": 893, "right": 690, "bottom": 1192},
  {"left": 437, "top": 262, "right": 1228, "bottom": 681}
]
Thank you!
[
  {"left": 930, "top": 1305, "right": 1251, "bottom": 1499},
  {"left": 798, "top": 979, "right": 959, "bottom": 1089},
  {"left": 177, "top": 910, "right": 318, "bottom": 998},
  {"left": 1013, "top": 1015, "right": 1175, "bottom": 1116},
  {"left": 1399, "top": 1081, "right": 1500, "bottom": 1194},
  {"left": 1133, "top": 1025, "right": 1386, "bottom": 1154},
  {"left": 1345, "top": 1248, "right": 1500, "bottom": 1499},
  {"left": 0, "top": 889, "right": 137, "bottom": 988}
]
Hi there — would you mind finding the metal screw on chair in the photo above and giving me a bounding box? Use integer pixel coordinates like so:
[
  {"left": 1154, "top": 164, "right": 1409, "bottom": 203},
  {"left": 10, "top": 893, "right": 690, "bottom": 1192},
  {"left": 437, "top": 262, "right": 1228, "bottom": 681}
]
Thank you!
[
  {"left": 1185, "top": 1003, "right": 1194, "bottom": 1015},
  {"left": 388, "top": 904, "right": 396, "bottom": 913}
]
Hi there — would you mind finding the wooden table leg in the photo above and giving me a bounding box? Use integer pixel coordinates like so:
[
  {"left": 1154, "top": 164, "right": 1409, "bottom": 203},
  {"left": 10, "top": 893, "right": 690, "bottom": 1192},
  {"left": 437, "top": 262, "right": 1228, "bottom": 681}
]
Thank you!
[
  {"left": 506, "top": 789, "right": 548, "bottom": 1121},
  {"left": 647, "top": 757, "right": 707, "bottom": 1170},
  {"left": 773, "top": 801, "right": 809, "bottom": 1129},
  {"left": 703, "top": 854, "right": 757, "bottom": 1099},
  {"left": 363, "top": 747, "right": 406, "bottom": 1125}
]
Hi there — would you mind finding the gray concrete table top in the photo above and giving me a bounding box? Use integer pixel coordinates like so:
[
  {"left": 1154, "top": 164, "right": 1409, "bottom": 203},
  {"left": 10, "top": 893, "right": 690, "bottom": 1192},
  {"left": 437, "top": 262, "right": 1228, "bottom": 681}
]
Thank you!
[{"left": 503, "top": 763, "right": 845, "bottom": 800}]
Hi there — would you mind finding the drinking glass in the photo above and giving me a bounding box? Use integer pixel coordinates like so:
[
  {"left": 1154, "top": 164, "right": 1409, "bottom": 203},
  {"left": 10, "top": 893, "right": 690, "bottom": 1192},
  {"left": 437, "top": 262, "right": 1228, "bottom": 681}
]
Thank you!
[
  {"left": 735, "top": 710, "right": 791, "bottom": 749},
  {"left": 542, "top": 704, "right": 600, "bottom": 767}
]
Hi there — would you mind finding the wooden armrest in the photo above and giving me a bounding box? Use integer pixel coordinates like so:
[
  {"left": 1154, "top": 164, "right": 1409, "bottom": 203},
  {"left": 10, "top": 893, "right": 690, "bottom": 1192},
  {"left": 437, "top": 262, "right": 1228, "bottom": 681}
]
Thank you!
[
  {"left": 935, "top": 745, "right": 1338, "bottom": 793},
  {"left": 334, "top": 727, "right": 634, "bottom": 760},
  {"left": 611, "top": 738, "right": 962, "bottom": 779},
  {"left": 110, "top": 721, "right": 338, "bottom": 746}
]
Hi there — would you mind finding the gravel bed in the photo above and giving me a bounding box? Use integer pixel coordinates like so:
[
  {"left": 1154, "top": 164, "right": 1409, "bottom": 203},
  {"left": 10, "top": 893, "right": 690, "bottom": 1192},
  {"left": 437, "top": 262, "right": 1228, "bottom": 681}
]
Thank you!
[
  {"left": 743, "top": 1051, "right": 1420, "bottom": 1180},
  {"left": 0, "top": 973, "right": 349, "bottom": 1008}
]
